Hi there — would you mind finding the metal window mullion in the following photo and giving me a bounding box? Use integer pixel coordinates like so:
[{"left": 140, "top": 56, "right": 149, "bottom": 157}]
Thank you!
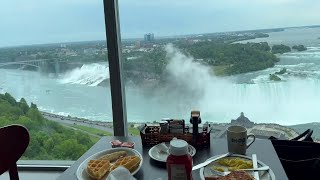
[{"left": 103, "top": 0, "right": 128, "bottom": 136}]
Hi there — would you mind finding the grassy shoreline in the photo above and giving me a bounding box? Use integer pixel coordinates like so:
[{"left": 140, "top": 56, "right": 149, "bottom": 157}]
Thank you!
[{"left": 71, "top": 124, "right": 113, "bottom": 136}]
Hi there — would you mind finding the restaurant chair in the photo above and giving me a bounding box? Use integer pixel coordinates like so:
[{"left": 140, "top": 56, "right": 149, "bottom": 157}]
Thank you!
[{"left": 0, "top": 125, "right": 30, "bottom": 180}]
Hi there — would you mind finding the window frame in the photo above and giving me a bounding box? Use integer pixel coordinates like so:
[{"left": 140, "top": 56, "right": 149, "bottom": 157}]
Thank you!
[{"left": 103, "top": 0, "right": 128, "bottom": 136}]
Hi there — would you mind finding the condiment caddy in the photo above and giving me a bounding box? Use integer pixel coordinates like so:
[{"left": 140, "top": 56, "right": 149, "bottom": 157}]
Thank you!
[{"left": 139, "top": 111, "right": 211, "bottom": 148}]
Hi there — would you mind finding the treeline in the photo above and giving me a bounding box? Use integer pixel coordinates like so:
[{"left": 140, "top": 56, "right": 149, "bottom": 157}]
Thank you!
[
  {"left": 271, "top": 45, "right": 291, "bottom": 54},
  {"left": 122, "top": 41, "right": 288, "bottom": 78},
  {"left": 178, "top": 42, "right": 280, "bottom": 75},
  {"left": 271, "top": 44, "right": 307, "bottom": 54},
  {"left": 0, "top": 42, "right": 107, "bottom": 65},
  {"left": 292, "top": 45, "right": 307, "bottom": 51},
  {"left": 122, "top": 49, "right": 167, "bottom": 84},
  {"left": 0, "top": 93, "right": 95, "bottom": 160}
]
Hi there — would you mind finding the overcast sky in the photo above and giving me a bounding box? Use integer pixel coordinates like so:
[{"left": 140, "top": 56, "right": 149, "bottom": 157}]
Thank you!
[{"left": 1, "top": 0, "right": 319, "bottom": 47}]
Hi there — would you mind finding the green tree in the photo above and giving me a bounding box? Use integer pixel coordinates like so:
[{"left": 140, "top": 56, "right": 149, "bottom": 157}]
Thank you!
[
  {"left": 43, "top": 138, "right": 55, "bottom": 154},
  {"left": 4, "top": 92, "right": 17, "bottom": 106},
  {"left": 19, "top": 98, "right": 30, "bottom": 114},
  {"left": 52, "top": 139, "right": 87, "bottom": 160},
  {"left": 77, "top": 133, "right": 93, "bottom": 148},
  {"left": 271, "top": 44, "right": 291, "bottom": 54},
  {"left": 26, "top": 108, "right": 44, "bottom": 124},
  {"left": 0, "top": 92, "right": 96, "bottom": 160},
  {"left": 292, "top": 45, "right": 307, "bottom": 51},
  {"left": 24, "top": 137, "right": 42, "bottom": 159},
  {"left": 30, "top": 102, "right": 38, "bottom": 110}
]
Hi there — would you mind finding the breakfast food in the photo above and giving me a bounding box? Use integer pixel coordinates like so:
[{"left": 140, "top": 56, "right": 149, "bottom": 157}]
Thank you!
[
  {"left": 121, "top": 142, "right": 135, "bottom": 148},
  {"left": 216, "top": 158, "right": 253, "bottom": 171},
  {"left": 212, "top": 166, "right": 225, "bottom": 172},
  {"left": 110, "top": 140, "right": 135, "bottom": 148},
  {"left": 206, "top": 157, "right": 256, "bottom": 179},
  {"left": 205, "top": 170, "right": 254, "bottom": 180},
  {"left": 86, "top": 150, "right": 142, "bottom": 179},
  {"left": 111, "top": 140, "right": 122, "bottom": 148},
  {"left": 110, "top": 155, "right": 141, "bottom": 172},
  {"left": 87, "top": 159, "right": 111, "bottom": 180},
  {"left": 99, "top": 151, "right": 127, "bottom": 162}
]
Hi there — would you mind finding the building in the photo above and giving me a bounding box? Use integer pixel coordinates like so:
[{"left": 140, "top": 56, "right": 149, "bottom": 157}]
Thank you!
[
  {"left": 230, "top": 112, "right": 254, "bottom": 128},
  {"left": 135, "top": 41, "right": 141, "bottom": 49},
  {"left": 144, "top": 33, "right": 154, "bottom": 42},
  {"left": 83, "top": 48, "right": 98, "bottom": 55}
]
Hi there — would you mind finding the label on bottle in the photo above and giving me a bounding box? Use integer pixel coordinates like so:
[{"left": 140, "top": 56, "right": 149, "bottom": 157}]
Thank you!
[{"left": 170, "top": 164, "right": 187, "bottom": 180}]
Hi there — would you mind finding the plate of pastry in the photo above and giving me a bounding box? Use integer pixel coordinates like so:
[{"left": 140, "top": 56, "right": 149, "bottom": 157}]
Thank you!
[
  {"left": 76, "top": 147, "right": 143, "bottom": 180},
  {"left": 200, "top": 154, "right": 275, "bottom": 180}
]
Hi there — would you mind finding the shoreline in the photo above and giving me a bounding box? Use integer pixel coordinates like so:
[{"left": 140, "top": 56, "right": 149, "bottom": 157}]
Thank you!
[{"left": 41, "top": 111, "right": 113, "bottom": 127}]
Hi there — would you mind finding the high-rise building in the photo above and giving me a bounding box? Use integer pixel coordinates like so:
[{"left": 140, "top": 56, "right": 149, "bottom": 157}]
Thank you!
[{"left": 144, "top": 33, "right": 154, "bottom": 42}]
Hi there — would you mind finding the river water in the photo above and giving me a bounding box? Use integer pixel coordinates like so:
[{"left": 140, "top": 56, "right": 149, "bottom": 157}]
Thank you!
[{"left": 1, "top": 27, "right": 320, "bottom": 125}]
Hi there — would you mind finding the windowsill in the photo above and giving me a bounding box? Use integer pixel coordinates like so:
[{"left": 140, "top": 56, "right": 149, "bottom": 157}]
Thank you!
[
  {"left": 17, "top": 160, "right": 74, "bottom": 171},
  {"left": 1, "top": 171, "right": 63, "bottom": 180},
  {"left": 0, "top": 160, "right": 74, "bottom": 180}
]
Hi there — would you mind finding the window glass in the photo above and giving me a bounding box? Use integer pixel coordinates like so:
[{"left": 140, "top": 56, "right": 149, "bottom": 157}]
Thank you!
[
  {"left": 119, "top": 0, "right": 320, "bottom": 140},
  {"left": 0, "top": 0, "right": 112, "bottom": 160}
]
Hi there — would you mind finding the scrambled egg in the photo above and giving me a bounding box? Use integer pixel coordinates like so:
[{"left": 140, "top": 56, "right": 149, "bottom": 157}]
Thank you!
[
  {"left": 211, "top": 158, "right": 253, "bottom": 172},
  {"left": 211, "top": 166, "right": 225, "bottom": 172}
]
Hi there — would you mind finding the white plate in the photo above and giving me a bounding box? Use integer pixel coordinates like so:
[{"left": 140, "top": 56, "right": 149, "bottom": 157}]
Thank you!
[
  {"left": 200, "top": 154, "right": 276, "bottom": 180},
  {"left": 148, "top": 143, "right": 196, "bottom": 162},
  {"left": 76, "top": 147, "right": 143, "bottom": 180}
]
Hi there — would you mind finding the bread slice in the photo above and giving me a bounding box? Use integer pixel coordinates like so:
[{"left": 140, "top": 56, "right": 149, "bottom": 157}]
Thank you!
[{"left": 205, "top": 170, "right": 255, "bottom": 180}]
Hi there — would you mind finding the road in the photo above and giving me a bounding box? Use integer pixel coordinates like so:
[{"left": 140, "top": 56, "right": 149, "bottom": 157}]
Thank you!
[
  {"left": 41, "top": 112, "right": 114, "bottom": 135},
  {"left": 59, "top": 123, "right": 101, "bottom": 138}
]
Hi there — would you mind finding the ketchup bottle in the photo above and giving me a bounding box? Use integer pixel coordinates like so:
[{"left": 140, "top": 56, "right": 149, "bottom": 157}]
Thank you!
[{"left": 166, "top": 139, "right": 193, "bottom": 180}]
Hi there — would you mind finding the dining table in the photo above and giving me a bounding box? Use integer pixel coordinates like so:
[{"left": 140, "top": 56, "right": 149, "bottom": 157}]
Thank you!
[{"left": 57, "top": 136, "right": 288, "bottom": 180}]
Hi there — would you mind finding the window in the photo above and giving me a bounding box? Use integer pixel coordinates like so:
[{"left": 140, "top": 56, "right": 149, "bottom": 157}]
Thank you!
[
  {"left": 118, "top": 0, "right": 320, "bottom": 140},
  {"left": 2, "top": 0, "right": 320, "bottom": 162},
  {"left": 0, "top": 0, "right": 112, "bottom": 160}
]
